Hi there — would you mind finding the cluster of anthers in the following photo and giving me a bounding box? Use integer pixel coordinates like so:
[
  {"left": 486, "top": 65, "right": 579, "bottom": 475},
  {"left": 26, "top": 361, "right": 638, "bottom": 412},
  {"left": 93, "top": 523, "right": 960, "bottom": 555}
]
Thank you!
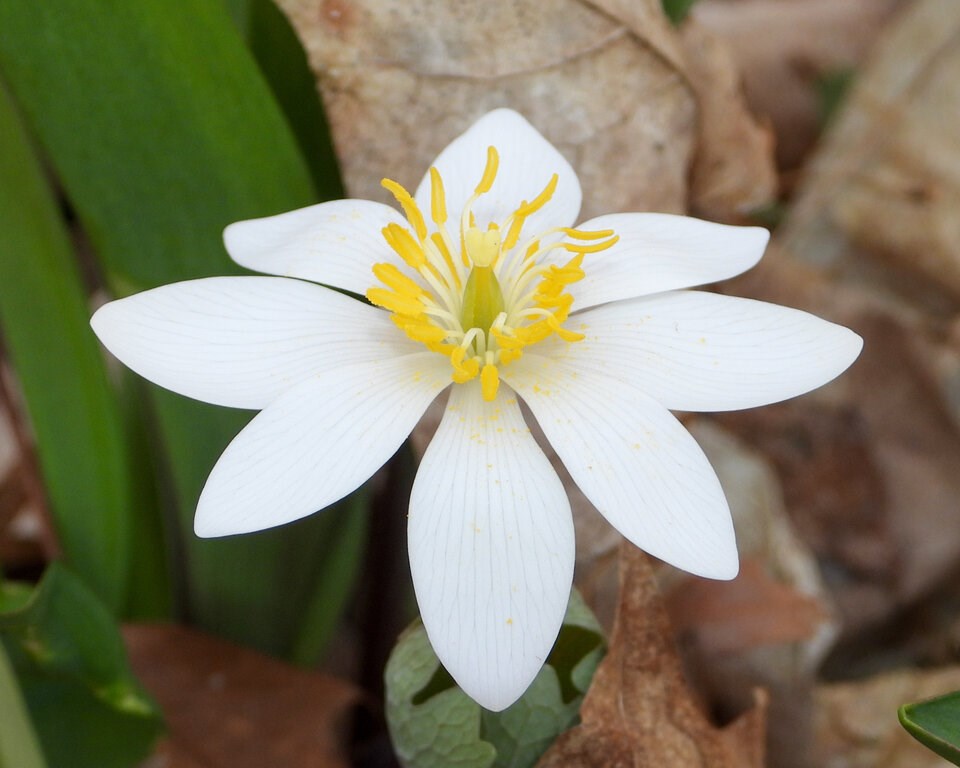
[{"left": 366, "top": 146, "right": 619, "bottom": 402}]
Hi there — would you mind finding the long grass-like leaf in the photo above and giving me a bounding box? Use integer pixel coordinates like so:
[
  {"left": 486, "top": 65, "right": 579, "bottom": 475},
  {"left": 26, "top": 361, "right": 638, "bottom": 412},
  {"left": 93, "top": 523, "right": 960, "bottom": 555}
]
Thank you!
[{"left": 0, "top": 0, "right": 367, "bottom": 653}]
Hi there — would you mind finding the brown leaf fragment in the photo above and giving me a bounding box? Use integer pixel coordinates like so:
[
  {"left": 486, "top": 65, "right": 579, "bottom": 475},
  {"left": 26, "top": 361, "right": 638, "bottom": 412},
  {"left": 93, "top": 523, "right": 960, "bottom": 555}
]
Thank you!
[
  {"left": 679, "top": 19, "right": 777, "bottom": 222},
  {"left": 537, "top": 543, "right": 767, "bottom": 768},
  {"left": 778, "top": 0, "right": 960, "bottom": 307},
  {"left": 125, "top": 624, "right": 359, "bottom": 768},
  {"left": 693, "top": 0, "right": 904, "bottom": 172},
  {"left": 667, "top": 557, "right": 827, "bottom": 657},
  {"left": 277, "top": 0, "right": 699, "bottom": 217}
]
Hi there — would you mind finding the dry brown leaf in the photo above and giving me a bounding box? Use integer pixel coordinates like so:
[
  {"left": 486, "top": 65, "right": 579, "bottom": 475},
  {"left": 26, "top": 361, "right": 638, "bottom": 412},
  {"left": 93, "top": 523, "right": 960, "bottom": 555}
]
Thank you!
[
  {"left": 536, "top": 543, "right": 767, "bottom": 768},
  {"left": 125, "top": 624, "right": 359, "bottom": 768},
  {"left": 778, "top": 0, "right": 960, "bottom": 307},
  {"left": 694, "top": 0, "right": 904, "bottom": 171},
  {"left": 679, "top": 19, "right": 777, "bottom": 220},
  {"left": 667, "top": 557, "right": 827, "bottom": 656},
  {"left": 278, "top": 0, "right": 774, "bottom": 219}
]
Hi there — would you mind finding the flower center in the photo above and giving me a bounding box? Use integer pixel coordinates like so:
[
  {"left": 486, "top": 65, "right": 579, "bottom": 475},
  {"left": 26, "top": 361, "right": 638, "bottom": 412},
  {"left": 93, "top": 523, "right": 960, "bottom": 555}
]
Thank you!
[{"left": 366, "top": 146, "right": 618, "bottom": 402}]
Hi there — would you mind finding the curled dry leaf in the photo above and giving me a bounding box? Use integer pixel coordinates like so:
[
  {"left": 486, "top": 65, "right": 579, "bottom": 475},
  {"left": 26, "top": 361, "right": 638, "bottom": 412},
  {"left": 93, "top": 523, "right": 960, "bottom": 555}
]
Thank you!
[
  {"left": 536, "top": 543, "right": 767, "bottom": 768},
  {"left": 693, "top": 0, "right": 904, "bottom": 171},
  {"left": 276, "top": 0, "right": 774, "bottom": 220},
  {"left": 124, "top": 624, "right": 359, "bottom": 768},
  {"left": 678, "top": 19, "right": 777, "bottom": 221},
  {"left": 779, "top": 0, "right": 960, "bottom": 308}
]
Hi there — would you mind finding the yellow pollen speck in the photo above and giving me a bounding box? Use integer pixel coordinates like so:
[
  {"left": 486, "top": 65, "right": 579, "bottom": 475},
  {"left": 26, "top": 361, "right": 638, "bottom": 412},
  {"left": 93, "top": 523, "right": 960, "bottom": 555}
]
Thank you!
[{"left": 506, "top": 618, "right": 513, "bottom": 626}]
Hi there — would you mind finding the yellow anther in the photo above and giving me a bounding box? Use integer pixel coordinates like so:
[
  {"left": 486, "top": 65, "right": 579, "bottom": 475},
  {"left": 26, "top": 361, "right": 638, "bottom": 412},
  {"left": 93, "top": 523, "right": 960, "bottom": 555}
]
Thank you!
[
  {"left": 372, "top": 263, "right": 423, "bottom": 297},
  {"left": 561, "top": 227, "right": 615, "bottom": 240},
  {"left": 563, "top": 235, "right": 619, "bottom": 254},
  {"left": 366, "top": 287, "right": 424, "bottom": 317},
  {"left": 451, "top": 346, "right": 480, "bottom": 383},
  {"left": 491, "top": 327, "right": 525, "bottom": 350},
  {"left": 499, "top": 349, "right": 522, "bottom": 365},
  {"left": 382, "top": 178, "right": 428, "bottom": 241},
  {"left": 429, "top": 167, "right": 447, "bottom": 226},
  {"left": 383, "top": 224, "right": 426, "bottom": 270},
  {"left": 502, "top": 207, "right": 528, "bottom": 251},
  {"left": 534, "top": 292, "right": 574, "bottom": 311},
  {"left": 401, "top": 322, "right": 450, "bottom": 345},
  {"left": 480, "top": 363, "right": 500, "bottom": 401},
  {"left": 550, "top": 323, "right": 585, "bottom": 343},
  {"left": 516, "top": 174, "right": 558, "bottom": 217},
  {"left": 474, "top": 146, "right": 499, "bottom": 195}
]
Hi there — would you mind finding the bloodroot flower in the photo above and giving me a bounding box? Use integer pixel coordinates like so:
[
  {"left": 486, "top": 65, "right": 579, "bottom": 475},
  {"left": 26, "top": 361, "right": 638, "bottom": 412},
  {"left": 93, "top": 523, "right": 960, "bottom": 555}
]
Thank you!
[{"left": 91, "top": 109, "right": 862, "bottom": 710}]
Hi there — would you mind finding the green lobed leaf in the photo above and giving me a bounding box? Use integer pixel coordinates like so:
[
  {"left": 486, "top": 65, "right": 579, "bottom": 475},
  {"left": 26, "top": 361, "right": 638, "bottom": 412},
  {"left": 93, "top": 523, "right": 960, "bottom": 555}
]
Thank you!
[
  {"left": 899, "top": 691, "right": 960, "bottom": 766},
  {"left": 385, "top": 590, "right": 606, "bottom": 768},
  {"left": 0, "top": 564, "right": 163, "bottom": 768},
  {"left": 0, "top": 0, "right": 365, "bottom": 653},
  {"left": 0, "top": 644, "right": 46, "bottom": 768},
  {"left": 385, "top": 621, "right": 496, "bottom": 768},
  {"left": 0, "top": 77, "right": 170, "bottom": 617}
]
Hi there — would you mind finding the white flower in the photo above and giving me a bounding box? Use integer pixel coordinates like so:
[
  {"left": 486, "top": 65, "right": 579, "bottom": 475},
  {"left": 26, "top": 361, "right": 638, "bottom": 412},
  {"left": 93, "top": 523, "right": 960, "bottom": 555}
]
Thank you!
[{"left": 91, "top": 109, "right": 861, "bottom": 711}]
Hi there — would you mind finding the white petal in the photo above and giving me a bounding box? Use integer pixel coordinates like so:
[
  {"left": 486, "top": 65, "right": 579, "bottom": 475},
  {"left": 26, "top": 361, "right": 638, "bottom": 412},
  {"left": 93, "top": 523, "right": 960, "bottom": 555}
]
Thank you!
[
  {"left": 504, "top": 357, "right": 738, "bottom": 580},
  {"left": 408, "top": 382, "right": 574, "bottom": 711},
  {"left": 224, "top": 199, "right": 407, "bottom": 294},
  {"left": 564, "top": 213, "right": 769, "bottom": 310},
  {"left": 91, "top": 277, "right": 416, "bottom": 410},
  {"left": 194, "top": 352, "right": 450, "bottom": 536},
  {"left": 414, "top": 109, "right": 581, "bottom": 235},
  {"left": 560, "top": 291, "right": 863, "bottom": 412}
]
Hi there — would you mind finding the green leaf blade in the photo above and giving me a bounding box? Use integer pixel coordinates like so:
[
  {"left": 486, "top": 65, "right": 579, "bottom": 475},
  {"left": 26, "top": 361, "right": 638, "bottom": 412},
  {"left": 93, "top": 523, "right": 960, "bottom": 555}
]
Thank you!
[
  {"left": 0, "top": 564, "right": 163, "bottom": 768},
  {"left": 0, "top": 79, "right": 156, "bottom": 614},
  {"left": 900, "top": 691, "right": 960, "bottom": 765},
  {"left": 0, "top": 0, "right": 365, "bottom": 653}
]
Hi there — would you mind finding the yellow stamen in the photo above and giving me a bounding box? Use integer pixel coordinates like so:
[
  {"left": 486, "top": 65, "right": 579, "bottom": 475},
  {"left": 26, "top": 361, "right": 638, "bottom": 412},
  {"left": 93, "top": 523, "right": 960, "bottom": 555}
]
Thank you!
[
  {"left": 382, "top": 178, "right": 428, "bottom": 241},
  {"left": 562, "top": 235, "right": 619, "bottom": 254},
  {"left": 475, "top": 146, "right": 499, "bottom": 195},
  {"left": 383, "top": 223, "right": 426, "bottom": 270},
  {"left": 480, "top": 363, "right": 500, "bottom": 401},
  {"left": 429, "top": 167, "right": 447, "bottom": 226},
  {"left": 451, "top": 346, "right": 480, "bottom": 383},
  {"left": 516, "top": 174, "right": 558, "bottom": 218},
  {"left": 366, "top": 287, "right": 424, "bottom": 317},
  {"left": 372, "top": 263, "right": 423, "bottom": 297},
  {"left": 400, "top": 321, "right": 451, "bottom": 345},
  {"left": 561, "top": 227, "right": 615, "bottom": 240}
]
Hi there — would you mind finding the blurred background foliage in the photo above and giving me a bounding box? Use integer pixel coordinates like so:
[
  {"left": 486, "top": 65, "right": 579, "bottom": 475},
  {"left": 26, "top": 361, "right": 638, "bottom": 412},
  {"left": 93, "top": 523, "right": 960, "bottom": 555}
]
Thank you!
[{"left": 0, "top": 0, "right": 367, "bottom": 763}]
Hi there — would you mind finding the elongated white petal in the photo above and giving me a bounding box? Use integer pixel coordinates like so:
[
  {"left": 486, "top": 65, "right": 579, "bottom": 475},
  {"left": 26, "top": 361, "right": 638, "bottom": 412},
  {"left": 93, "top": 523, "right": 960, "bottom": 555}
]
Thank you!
[
  {"left": 414, "top": 109, "right": 581, "bottom": 235},
  {"left": 224, "top": 200, "right": 408, "bottom": 294},
  {"left": 561, "top": 291, "right": 863, "bottom": 412},
  {"left": 409, "top": 382, "right": 574, "bottom": 711},
  {"left": 195, "top": 353, "right": 449, "bottom": 536},
  {"left": 561, "top": 213, "right": 768, "bottom": 310},
  {"left": 91, "top": 277, "right": 416, "bottom": 410},
  {"left": 504, "top": 357, "right": 738, "bottom": 580}
]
